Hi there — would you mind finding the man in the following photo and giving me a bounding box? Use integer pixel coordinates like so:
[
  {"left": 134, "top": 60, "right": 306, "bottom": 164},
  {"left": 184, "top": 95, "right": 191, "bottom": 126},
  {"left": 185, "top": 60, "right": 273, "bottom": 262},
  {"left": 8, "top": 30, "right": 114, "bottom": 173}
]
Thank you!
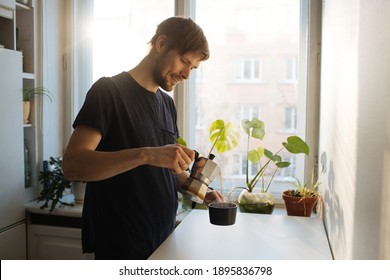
[{"left": 62, "top": 17, "right": 223, "bottom": 259}]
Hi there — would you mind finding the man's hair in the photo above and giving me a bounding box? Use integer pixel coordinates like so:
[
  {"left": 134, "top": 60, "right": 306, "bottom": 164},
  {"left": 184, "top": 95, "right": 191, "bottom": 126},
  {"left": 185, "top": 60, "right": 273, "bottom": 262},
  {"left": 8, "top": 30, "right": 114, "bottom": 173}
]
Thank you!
[{"left": 150, "top": 17, "right": 210, "bottom": 61}]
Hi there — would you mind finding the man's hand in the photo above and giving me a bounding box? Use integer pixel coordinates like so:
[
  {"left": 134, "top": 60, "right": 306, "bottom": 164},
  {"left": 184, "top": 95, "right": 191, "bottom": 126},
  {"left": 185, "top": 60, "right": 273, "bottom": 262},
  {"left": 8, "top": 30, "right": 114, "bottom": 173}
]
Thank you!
[
  {"left": 204, "top": 189, "right": 225, "bottom": 205},
  {"left": 148, "top": 144, "right": 195, "bottom": 174}
]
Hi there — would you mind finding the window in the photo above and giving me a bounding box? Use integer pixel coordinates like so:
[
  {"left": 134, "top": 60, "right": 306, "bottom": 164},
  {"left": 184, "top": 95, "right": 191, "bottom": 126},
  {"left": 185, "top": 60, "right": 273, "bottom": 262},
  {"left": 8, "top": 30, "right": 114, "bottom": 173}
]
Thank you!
[
  {"left": 284, "top": 56, "right": 298, "bottom": 82},
  {"left": 234, "top": 58, "right": 263, "bottom": 83},
  {"left": 88, "top": 0, "right": 320, "bottom": 203},
  {"left": 234, "top": 105, "right": 260, "bottom": 124},
  {"left": 284, "top": 106, "right": 297, "bottom": 131},
  {"left": 278, "top": 156, "right": 296, "bottom": 179},
  {"left": 92, "top": 0, "right": 174, "bottom": 83},
  {"left": 233, "top": 9, "right": 269, "bottom": 34},
  {"left": 186, "top": 0, "right": 316, "bottom": 201}
]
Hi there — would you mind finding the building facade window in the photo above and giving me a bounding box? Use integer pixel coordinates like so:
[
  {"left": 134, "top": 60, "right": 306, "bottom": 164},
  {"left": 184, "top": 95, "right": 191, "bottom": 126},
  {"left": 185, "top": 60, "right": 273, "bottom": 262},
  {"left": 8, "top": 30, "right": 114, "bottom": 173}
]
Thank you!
[
  {"left": 285, "top": 106, "right": 297, "bottom": 131},
  {"left": 284, "top": 56, "right": 298, "bottom": 82},
  {"left": 234, "top": 105, "right": 261, "bottom": 124},
  {"left": 234, "top": 58, "right": 263, "bottom": 83}
]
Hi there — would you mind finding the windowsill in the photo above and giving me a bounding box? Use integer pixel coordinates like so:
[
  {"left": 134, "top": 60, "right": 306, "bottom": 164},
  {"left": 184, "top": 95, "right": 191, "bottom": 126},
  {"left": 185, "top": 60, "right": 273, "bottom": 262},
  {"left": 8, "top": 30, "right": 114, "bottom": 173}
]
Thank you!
[
  {"left": 25, "top": 194, "right": 83, "bottom": 218},
  {"left": 26, "top": 195, "right": 318, "bottom": 228}
]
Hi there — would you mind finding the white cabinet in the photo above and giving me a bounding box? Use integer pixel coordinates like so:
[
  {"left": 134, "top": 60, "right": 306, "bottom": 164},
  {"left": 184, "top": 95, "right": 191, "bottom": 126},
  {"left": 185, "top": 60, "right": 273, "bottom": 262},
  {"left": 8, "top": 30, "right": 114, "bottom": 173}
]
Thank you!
[
  {"left": 0, "top": 223, "right": 26, "bottom": 259},
  {"left": 1, "top": 1, "right": 40, "bottom": 202},
  {"left": 0, "top": 47, "right": 26, "bottom": 260},
  {"left": 28, "top": 224, "right": 94, "bottom": 260}
]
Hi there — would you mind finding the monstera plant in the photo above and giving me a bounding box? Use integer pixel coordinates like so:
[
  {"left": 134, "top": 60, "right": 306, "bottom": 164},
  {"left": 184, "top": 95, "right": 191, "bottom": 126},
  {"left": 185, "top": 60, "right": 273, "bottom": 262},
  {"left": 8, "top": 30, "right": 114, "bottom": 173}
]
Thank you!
[{"left": 233, "top": 118, "right": 309, "bottom": 214}]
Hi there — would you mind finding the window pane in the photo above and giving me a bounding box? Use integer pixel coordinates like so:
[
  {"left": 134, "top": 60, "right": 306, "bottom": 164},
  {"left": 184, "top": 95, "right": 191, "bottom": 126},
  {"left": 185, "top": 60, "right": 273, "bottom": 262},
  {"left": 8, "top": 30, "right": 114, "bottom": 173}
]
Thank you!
[
  {"left": 193, "top": 0, "right": 302, "bottom": 200},
  {"left": 92, "top": 0, "right": 174, "bottom": 83}
]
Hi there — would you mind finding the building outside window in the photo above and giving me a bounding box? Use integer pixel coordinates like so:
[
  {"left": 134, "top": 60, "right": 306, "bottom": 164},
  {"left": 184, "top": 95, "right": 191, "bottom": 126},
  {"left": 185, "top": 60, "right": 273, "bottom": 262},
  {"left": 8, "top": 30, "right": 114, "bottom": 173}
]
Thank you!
[
  {"left": 193, "top": 0, "right": 303, "bottom": 199},
  {"left": 234, "top": 58, "right": 263, "bottom": 83},
  {"left": 284, "top": 56, "right": 298, "bottom": 82},
  {"left": 285, "top": 106, "right": 297, "bottom": 131}
]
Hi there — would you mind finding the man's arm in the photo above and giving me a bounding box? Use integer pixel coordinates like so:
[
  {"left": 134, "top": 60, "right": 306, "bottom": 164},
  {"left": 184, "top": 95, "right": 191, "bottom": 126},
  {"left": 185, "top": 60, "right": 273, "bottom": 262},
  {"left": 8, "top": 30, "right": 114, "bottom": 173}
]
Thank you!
[{"left": 62, "top": 125, "right": 195, "bottom": 182}]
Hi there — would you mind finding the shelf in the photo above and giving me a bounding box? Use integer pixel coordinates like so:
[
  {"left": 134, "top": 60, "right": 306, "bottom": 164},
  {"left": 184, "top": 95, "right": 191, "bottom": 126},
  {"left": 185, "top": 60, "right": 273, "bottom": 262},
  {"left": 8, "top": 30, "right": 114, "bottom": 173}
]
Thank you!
[
  {"left": 22, "top": 72, "right": 34, "bottom": 79},
  {"left": 23, "top": 123, "right": 32, "bottom": 128},
  {"left": 15, "top": 2, "right": 31, "bottom": 11}
]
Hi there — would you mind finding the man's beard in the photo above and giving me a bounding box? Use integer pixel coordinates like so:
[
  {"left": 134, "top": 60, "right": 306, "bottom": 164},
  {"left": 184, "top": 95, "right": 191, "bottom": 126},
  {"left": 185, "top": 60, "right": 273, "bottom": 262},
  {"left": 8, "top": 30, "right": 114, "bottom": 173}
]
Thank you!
[
  {"left": 152, "top": 56, "right": 174, "bottom": 92},
  {"left": 152, "top": 67, "right": 170, "bottom": 92}
]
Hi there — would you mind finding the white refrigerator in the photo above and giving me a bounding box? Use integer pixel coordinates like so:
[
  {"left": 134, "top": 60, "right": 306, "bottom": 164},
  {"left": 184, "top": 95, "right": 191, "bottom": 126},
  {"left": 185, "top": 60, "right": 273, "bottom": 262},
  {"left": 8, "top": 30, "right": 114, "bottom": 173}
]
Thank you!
[{"left": 0, "top": 48, "right": 27, "bottom": 259}]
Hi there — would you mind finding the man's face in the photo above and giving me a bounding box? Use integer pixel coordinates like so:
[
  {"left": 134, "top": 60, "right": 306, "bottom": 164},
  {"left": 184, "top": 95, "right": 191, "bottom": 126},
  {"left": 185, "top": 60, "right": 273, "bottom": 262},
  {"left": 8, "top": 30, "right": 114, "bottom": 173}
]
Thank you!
[{"left": 153, "top": 49, "right": 203, "bottom": 92}]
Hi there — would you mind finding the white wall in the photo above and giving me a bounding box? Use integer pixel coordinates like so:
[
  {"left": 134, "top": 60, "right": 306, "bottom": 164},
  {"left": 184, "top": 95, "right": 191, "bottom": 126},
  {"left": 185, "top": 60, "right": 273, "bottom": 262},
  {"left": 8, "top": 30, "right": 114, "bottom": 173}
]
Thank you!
[{"left": 320, "top": 0, "right": 390, "bottom": 259}]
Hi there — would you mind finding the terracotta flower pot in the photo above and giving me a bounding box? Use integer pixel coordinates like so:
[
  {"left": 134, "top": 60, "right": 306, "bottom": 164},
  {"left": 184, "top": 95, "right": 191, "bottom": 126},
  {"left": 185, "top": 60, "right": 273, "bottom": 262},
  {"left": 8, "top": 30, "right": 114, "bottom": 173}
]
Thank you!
[{"left": 282, "top": 190, "right": 318, "bottom": 217}]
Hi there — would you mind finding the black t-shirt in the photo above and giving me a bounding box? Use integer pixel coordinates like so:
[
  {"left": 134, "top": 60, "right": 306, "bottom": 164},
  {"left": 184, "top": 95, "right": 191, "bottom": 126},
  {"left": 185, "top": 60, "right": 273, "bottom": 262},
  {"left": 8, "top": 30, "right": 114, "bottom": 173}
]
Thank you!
[{"left": 73, "top": 72, "right": 179, "bottom": 259}]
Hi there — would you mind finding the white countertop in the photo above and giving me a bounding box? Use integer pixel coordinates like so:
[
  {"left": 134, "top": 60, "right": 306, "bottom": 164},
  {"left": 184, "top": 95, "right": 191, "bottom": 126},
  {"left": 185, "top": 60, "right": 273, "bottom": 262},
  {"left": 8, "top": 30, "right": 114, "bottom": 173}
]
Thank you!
[
  {"left": 149, "top": 210, "right": 332, "bottom": 260},
  {"left": 25, "top": 195, "right": 83, "bottom": 218},
  {"left": 25, "top": 195, "right": 191, "bottom": 223}
]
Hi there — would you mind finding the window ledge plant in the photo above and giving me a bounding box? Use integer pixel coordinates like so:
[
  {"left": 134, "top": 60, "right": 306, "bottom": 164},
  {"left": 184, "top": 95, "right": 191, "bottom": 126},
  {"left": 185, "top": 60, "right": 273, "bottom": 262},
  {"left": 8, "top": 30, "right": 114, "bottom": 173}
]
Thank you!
[
  {"left": 231, "top": 117, "right": 309, "bottom": 214},
  {"left": 282, "top": 166, "right": 322, "bottom": 217}
]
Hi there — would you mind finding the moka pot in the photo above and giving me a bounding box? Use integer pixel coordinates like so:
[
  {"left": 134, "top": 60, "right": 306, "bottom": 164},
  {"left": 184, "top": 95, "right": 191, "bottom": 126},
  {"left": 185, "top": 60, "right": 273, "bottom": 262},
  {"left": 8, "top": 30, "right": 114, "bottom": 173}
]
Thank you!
[{"left": 182, "top": 151, "right": 220, "bottom": 204}]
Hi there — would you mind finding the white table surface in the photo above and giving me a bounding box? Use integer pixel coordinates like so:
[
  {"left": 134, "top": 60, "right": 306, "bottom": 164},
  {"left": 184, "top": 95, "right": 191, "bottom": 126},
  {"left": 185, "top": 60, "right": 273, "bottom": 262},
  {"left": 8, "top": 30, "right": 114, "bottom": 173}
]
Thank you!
[{"left": 149, "top": 210, "right": 332, "bottom": 260}]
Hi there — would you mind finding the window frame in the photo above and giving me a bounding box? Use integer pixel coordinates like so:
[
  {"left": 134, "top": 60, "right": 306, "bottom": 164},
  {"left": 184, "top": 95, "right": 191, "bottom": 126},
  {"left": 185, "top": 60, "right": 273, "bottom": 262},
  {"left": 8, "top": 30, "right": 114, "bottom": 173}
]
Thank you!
[
  {"left": 175, "top": 0, "right": 322, "bottom": 196},
  {"left": 69, "top": 0, "right": 321, "bottom": 202}
]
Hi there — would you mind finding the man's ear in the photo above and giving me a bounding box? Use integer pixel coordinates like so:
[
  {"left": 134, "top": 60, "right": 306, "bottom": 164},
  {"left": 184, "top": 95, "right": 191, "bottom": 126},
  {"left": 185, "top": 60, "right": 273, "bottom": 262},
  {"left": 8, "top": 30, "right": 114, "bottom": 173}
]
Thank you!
[{"left": 155, "top": 35, "right": 168, "bottom": 53}]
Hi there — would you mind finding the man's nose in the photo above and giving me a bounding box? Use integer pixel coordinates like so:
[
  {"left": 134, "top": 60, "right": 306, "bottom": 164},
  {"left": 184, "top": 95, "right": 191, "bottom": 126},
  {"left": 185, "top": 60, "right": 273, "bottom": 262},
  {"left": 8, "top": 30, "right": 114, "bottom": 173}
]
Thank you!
[{"left": 180, "top": 66, "right": 191, "bottom": 79}]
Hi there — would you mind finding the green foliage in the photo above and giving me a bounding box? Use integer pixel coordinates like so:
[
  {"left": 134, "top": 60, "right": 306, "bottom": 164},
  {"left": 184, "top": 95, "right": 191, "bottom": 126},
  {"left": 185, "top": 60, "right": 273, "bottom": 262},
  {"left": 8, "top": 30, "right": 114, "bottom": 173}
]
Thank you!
[
  {"left": 209, "top": 119, "right": 241, "bottom": 156},
  {"left": 289, "top": 167, "right": 321, "bottom": 198},
  {"left": 242, "top": 118, "right": 310, "bottom": 193},
  {"left": 23, "top": 87, "right": 52, "bottom": 102},
  {"left": 38, "top": 157, "right": 73, "bottom": 213},
  {"left": 177, "top": 137, "right": 187, "bottom": 146}
]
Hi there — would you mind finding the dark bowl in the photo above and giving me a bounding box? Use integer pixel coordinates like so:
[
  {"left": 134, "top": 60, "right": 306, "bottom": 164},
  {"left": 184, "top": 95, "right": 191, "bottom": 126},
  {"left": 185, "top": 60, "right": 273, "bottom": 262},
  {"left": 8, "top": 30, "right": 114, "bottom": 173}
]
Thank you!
[{"left": 208, "top": 202, "right": 238, "bottom": 226}]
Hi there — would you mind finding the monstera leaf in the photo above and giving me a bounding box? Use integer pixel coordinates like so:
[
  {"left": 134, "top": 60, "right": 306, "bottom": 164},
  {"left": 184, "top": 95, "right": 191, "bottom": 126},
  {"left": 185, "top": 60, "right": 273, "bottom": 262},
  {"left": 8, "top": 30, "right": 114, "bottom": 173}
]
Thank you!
[
  {"left": 209, "top": 120, "right": 241, "bottom": 155},
  {"left": 241, "top": 118, "right": 265, "bottom": 140}
]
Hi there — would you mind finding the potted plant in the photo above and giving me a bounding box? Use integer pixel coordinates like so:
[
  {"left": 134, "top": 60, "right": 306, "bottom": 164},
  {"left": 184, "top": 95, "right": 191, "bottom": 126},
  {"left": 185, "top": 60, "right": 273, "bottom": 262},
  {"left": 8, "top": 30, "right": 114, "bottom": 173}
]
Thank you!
[
  {"left": 282, "top": 167, "right": 321, "bottom": 217},
  {"left": 232, "top": 118, "right": 309, "bottom": 214},
  {"left": 37, "top": 157, "right": 73, "bottom": 213},
  {"left": 22, "top": 86, "right": 52, "bottom": 124}
]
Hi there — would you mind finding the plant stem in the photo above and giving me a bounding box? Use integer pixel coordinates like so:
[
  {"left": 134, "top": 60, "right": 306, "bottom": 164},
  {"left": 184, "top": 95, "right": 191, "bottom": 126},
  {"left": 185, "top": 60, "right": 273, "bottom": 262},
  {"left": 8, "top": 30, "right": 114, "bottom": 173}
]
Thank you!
[
  {"left": 208, "top": 125, "right": 224, "bottom": 158},
  {"left": 245, "top": 128, "right": 251, "bottom": 187},
  {"left": 265, "top": 168, "right": 278, "bottom": 193}
]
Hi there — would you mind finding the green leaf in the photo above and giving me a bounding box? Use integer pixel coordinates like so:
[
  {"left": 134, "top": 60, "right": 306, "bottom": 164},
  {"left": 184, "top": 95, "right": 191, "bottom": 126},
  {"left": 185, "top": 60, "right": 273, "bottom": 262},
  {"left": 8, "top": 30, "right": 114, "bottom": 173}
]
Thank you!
[
  {"left": 257, "top": 146, "right": 265, "bottom": 159},
  {"left": 276, "top": 161, "right": 291, "bottom": 168},
  {"left": 282, "top": 136, "right": 310, "bottom": 155},
  {"left": 23, "top": 87, "right": 52, "bottom": 102},
  {"left": 209, "top": 120, "right": 240, "bottom": 154},
  {"left": 264, "top": 149, "right": 282, "bottom": 162},
  {"left": 177, "top": 137, "right": 187, "bottom": 146},
  {"left": 241, "top": 118, "right": 265, "bottom": 140},
  {"left": 248, "top": 150, "right": 260, "bottom": 164}
]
